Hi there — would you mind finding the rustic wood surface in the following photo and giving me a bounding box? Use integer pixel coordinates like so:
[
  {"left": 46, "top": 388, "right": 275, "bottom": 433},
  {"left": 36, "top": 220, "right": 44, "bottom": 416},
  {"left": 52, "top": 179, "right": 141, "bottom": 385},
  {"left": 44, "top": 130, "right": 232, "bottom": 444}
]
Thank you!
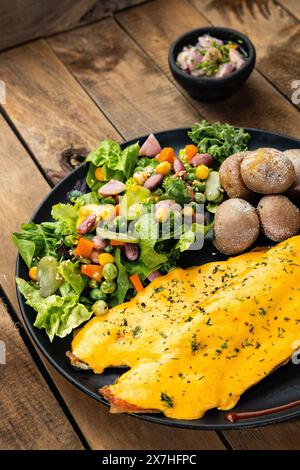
[
  {"left": 190, "top": 0, "right": 300, "bottom": 108},
  {"left": 0, "top": 0, "right": 144, "bottom": 51},
  {"left": 0, "top": 0, "right": 300, "bottom": 450},
  {"left": 276, "top": 0, "right": 300, "bottom": 20}
]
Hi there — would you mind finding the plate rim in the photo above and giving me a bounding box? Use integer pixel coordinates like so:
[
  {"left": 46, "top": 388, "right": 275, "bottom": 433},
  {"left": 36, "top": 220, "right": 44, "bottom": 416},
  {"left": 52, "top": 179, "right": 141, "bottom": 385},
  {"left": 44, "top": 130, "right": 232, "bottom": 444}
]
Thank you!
[{"left": 16, "top": 126, "right": 300, "bottom": 430}]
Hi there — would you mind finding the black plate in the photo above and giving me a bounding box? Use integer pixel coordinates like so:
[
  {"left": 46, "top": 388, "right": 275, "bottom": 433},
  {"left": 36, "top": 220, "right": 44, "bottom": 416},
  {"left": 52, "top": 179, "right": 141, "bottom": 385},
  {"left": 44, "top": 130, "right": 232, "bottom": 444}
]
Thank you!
[{"left": 16, "top": 127, "right": 300, "bottom": 430}]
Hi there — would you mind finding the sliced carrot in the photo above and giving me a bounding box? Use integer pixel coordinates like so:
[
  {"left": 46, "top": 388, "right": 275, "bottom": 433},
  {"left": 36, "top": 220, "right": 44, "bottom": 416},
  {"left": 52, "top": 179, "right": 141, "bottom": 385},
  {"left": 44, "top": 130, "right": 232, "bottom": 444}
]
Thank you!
[
  {"left": 110, "top": 240, "right": 125, "bottom": 246},
  {"left": 75, "top": 237, "right": 94, "bottom": 258},
  {"left": 81, "top": 264, "right": 103, "bottom": 282},
  {"left": 185, "top": 144, "right": 198, "bottom": 162},
  {"left": 115, "top": 204, "right": 120, "bottom": 216},
  {"left": 158, "top": 147, "right": 175, "bottom": 163},
  {"left": 95, "top": 167, "right": 106, "bottom": 181},
  {"left": 129, "top": 274, "right": 144, "bottom": 293},
  {"left": 29, "top": 266, "right": 38, "bottom": 281}
]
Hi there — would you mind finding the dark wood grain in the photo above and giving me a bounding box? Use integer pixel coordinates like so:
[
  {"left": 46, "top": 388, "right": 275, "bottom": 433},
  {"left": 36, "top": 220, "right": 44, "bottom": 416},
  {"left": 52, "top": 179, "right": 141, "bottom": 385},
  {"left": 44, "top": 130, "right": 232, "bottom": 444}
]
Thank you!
[
  {"left": 0, "top": 300, "right": 84, "bottom": 450},
  {"left": 48, "top": 18, "right": 201, "bottom": 139},
  {"left": 277, "top": 0, "right": 300, "bottom": 20},
  {"left": 0, "top": 0, "right": 144, "bottom": 51},
  {"left": 0, "top": 117, "right": 83, "bottom": 450},
  {"left": 0, "top": 40, "right": 119, "bottom": 185},
  {"left": 117, "top": 0, "right": 300, "bottom": 137},
  {"left": 190, "top": 0, "right": 300, "bottom": 108}
]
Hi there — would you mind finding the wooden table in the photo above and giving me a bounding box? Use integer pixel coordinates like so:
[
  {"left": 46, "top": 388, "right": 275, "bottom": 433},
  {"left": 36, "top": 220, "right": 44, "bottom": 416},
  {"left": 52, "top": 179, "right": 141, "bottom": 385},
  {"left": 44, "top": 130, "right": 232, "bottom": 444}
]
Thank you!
[{"left": 1, "top": 0, "right": 300, "bottom": 450}]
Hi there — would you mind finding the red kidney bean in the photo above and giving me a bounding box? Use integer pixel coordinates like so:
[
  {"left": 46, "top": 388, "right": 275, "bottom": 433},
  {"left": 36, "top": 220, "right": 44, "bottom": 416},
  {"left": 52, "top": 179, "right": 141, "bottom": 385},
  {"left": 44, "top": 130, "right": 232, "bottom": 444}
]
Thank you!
[
  {"left": 90, "top": 249, "right": 101, "bottom": 264},
  {"left": 77, "top": 214, "right": 96, "bottom": 234},
  {"left": 147, "top": 270, "right": 162, "bottom": 282},
  {"left": 92, "top": 235, "right": 106, "bottom": 250},
  {"left": 99, "top": 179, "right": 126, "bottom": 196},
  {"left": 173, "top": 158, "right": 187, "bottom": 179},
  {"left": 190, "top": 153, "right": 214, "bottom": 167},
  {"left": 124, "top": 243, "right": 140, "bottom": 261},
  {"left": 173, "top": 158, "right": 185, "bottom": 173},
  {"left": 144, "top": 173, "right": 164, "bottom": 190}
]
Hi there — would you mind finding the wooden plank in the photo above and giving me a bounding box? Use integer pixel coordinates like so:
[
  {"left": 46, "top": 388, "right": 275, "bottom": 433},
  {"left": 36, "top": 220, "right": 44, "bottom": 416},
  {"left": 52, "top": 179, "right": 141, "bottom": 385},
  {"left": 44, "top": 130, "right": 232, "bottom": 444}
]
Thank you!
[
  {"left": 46, "top": 377, "right": 225, "bottom": 450},
  {"left": 277, "top": 0, "right": 300, "bottom": 20},
  {"left": 0, "top": 300, "right": 83, "bottom": 450},
  {"left": 0, "top": 40, "right": 119, "bottom": 185},
  {"left": 0, "top": 123, "right": 82, "bottom": 449},
  {"left": 117, "top": 0, "right": 300, "bottom": 137},
  {"left": 0, "top": 74, "right": 223, "bottom": 451},
  {"left": 0, "top": 0, "right": 144, "bottom": 51},
  {"left": 224, "top": 420, "right": 300, "bottom": 450},
  {"left": 48, "top": 18, "right": 201, "bottom": 139},
  {"left": 190, "top": 0, "right": 300, "bottom": 107}
]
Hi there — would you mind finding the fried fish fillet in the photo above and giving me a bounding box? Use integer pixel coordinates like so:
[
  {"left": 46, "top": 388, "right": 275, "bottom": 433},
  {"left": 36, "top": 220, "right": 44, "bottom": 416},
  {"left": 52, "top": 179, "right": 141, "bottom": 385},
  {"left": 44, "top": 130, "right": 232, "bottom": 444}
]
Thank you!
[{"left": 70, "top": 238, "right": 300, "bottom": 419}]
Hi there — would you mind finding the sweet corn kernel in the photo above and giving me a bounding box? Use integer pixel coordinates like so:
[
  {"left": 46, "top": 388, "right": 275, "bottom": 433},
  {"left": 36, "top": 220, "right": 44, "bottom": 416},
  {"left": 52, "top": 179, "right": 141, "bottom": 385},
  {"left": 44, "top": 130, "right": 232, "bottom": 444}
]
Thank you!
[
  {"left": 182, "top": 206, "right": 194, "bottom": 218},
  {"left": 155, "top": 206, "right": 170, "bottom": 223},
  {"left": 98, "top": 253, "right": 114, "bottom": 266},
  {"left": 156, "top": 161, "right": 172, "bottom": 176},
  {"left": 99, "top": 205, "right": 116, "bottom": 221},
  {"left": 78, "top": 206, "right": 92, "bottom": 217},
  {"left": 29, "top": 266, "right": 38, "bottom": 281},
  {"left": 95, "top": 167, "right": 105, "bottom": 181},
  {"left": 133, "top": 171, "right": 147, "bottom": 185},
  {"left": 196, "top": 165, "right": 210, "bottom": 180}
]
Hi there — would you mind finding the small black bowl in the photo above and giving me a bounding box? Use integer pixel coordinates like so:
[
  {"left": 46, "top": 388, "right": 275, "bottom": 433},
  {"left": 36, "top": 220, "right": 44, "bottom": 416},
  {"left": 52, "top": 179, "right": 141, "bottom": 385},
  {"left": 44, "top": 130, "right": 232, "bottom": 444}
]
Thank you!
[{"left": 168, "top": 26, "right": 256, "bottom": 102}]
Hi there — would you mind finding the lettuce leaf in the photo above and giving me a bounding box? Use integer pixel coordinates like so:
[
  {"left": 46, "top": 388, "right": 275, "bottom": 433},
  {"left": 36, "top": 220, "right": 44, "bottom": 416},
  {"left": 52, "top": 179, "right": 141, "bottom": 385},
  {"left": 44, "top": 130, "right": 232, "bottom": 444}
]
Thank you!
[
  {"left": 85, "top": 140, "right": 139, "bottom": 187},
  {"left": 131, "top": 214, "right": 168, "bottom": 277},
  {"left": 58, "top": 260, "right": 86, "bottom": 295},
  {"left": 176, "top": 223, "right": 212, "bottom": 252},
  {"left": 16, "top": 277, "right": 92, "bottom": 341},
  {"left": 12, "top": 221, "right": 64, "bottom": 268},
  {"left": 120, "top": 185, "right": 150, "bottom": 220},
  {"left": 73, "top": 191, "right": 99, "bottom": 209},
  {"left": 110, "top": 249, "right": 132, "bottom": 306},
  {"left": 51, "top": 203, "right": 78, "bottom": 233}
]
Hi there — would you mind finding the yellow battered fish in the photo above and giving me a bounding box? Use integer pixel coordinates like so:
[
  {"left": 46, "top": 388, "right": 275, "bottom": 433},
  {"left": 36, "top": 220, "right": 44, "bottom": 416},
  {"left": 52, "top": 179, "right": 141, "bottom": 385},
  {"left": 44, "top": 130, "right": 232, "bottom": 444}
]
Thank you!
[{"left": 70, "top": 237, "right": 300, "bottom": 419}]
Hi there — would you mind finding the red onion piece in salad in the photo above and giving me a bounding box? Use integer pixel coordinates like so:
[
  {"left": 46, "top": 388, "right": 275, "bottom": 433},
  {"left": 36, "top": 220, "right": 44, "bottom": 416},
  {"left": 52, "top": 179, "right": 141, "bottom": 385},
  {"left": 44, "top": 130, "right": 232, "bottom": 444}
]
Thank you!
[
  {"left": 147, "top": 270, "right": 162, "bottom": 282},
  {"left": 139, "top": 134, "right": 161, "bottom": 157},
  {"left": 124, "top": 243, "right": 140, "bottom": 261},
  {"left": 90, "top": 249, "right": 101, "bottom": 264},
  {"left": 92, "top": 235, "right": 106, "bottom": 250}
]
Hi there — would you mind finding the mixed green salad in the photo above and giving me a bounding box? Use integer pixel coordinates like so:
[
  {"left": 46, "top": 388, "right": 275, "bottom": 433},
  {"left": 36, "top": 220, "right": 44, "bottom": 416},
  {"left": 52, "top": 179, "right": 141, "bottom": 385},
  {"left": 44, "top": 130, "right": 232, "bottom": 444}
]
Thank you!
[{"left": 14, "top": 121, "right": 250, "bottom": 341}]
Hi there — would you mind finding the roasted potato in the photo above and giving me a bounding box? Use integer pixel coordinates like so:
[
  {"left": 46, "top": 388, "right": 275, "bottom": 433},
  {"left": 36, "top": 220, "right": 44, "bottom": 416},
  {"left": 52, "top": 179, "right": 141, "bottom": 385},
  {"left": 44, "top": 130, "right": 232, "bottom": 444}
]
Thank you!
[
  {"left": 213, "top": 198, "right": 260, "bottom": 255},
  {"left": 257, "top": 195, "right": 300, "bottom": 242},
  {"left": 240, "top": 148, "right": 295, "bottom": 194},
  {"left": 219, "top": 151, "right": 255, "bottom": 200},
  {"left": 283, "top": 149, "right": 300, "bottom": 201}
]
